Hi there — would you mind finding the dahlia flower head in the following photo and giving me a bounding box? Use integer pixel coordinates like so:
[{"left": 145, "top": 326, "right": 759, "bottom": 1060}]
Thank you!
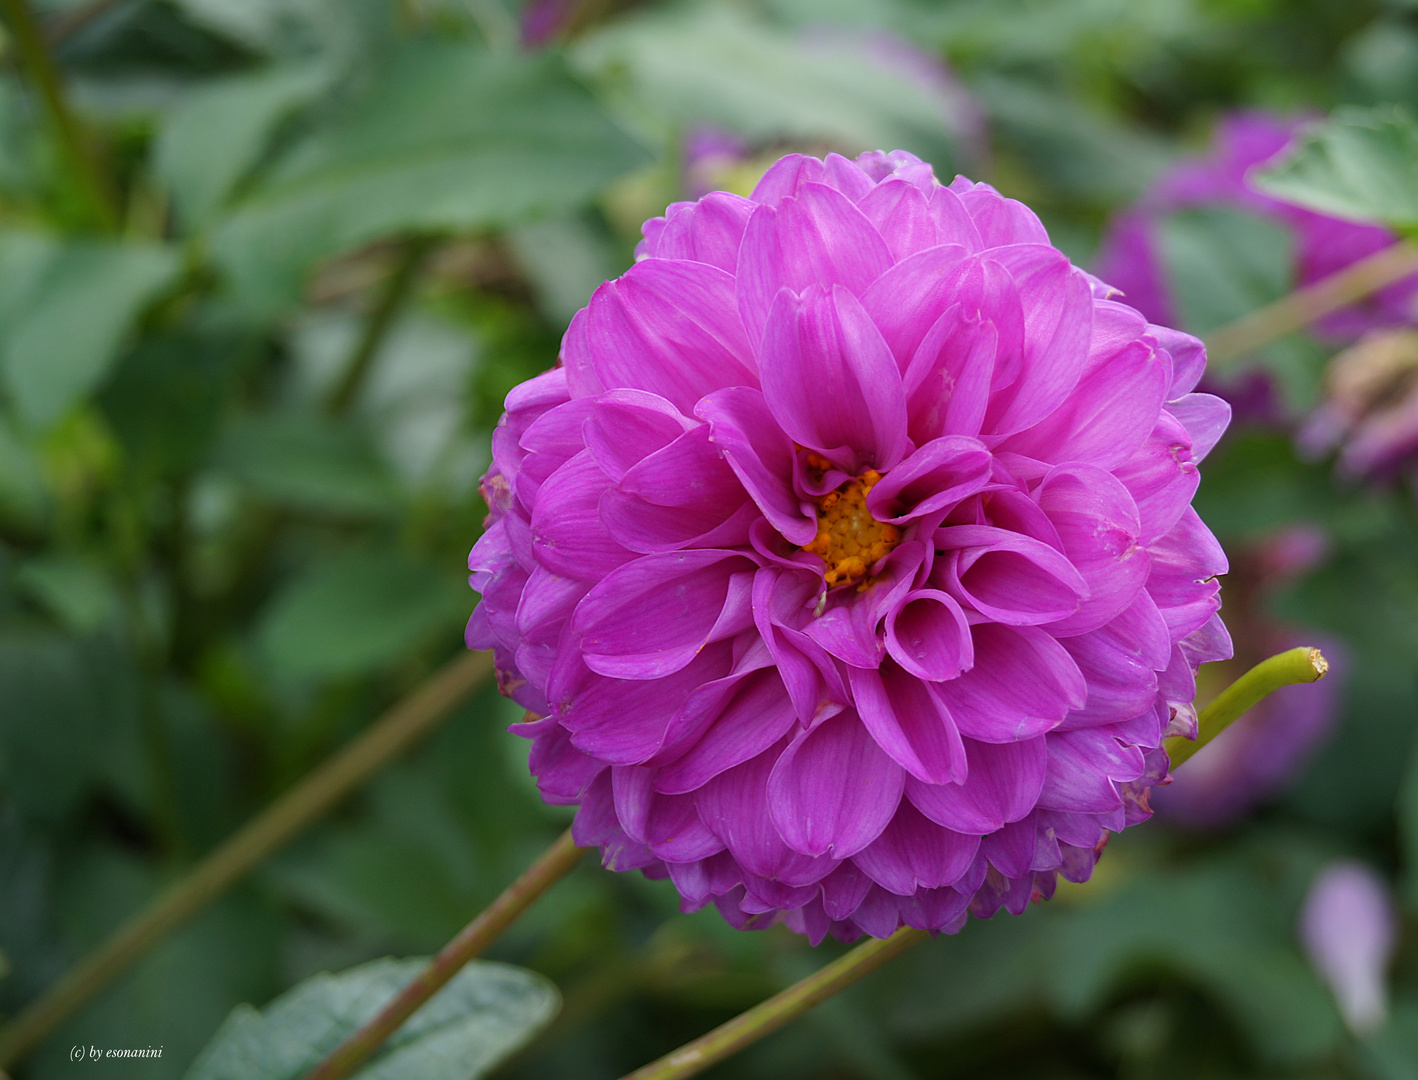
[
  {"left": 1096, "top": 112, "right": 1418, "bottom": 342},
  {"left": 468, "top": 149, "right": 1233, "bottom": 943}
]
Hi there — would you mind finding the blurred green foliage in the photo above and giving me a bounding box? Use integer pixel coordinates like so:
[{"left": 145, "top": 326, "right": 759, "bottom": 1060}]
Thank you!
[{"left": 1, "top": 0, "right": 1418, "bottom": 1078}]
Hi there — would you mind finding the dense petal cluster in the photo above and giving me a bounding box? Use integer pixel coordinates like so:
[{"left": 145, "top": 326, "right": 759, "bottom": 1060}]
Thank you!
[
  {"left": 1097, "top": 112, "right": 1418, "bottom": 342},
  {"left": 468, "top": 149, "right": 1232, "bottom": 942}
]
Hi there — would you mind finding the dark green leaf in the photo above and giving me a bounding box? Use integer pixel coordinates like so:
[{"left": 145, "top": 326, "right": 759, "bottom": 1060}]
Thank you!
[
  {"left": 157, "top": 63, "right": 334, "bottom": 231},
  {"left": 257, "top": 549, "right": 465, "bottom": 678},
  {"left": 0, "top": 241, "right": 181, "bottom": 427},
  {"left": 184, "top": 957, "right": 558, "bottom": 1080},
  {"left": 1253, "top": 106, "right": 1418, "bottom": 231},
  {"left": 211, "top": 45, "right": 648, "bottom": 314},
  {"left": 13, "top": 555, "right": 121, "bottom": 631},
  {"left": 215, "top": 414, "right": 401, "bottom": 516}
]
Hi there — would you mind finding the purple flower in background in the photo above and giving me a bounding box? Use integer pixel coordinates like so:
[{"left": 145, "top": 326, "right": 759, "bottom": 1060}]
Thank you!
[
  {"left": 684, "top": 127, "right": 751, "bottom": 199},
  {"left": 1096, "top": 112, "right": 1418, "bottom": 342},
  {"left": 1300, "top": 860, "right": 1397, "bottom": 1034},
  {"left": 520, "top": 0, "right": 570, "bottom": 50},
  {"left": 1300, "top": 329, "right": 1418, "bottom": 482},
  {"left": 1152, "top": 526, "right": 1340, "bottom": 829},
  {"left": 468, "top": 149, "right": 1232, "bottom": 942}
]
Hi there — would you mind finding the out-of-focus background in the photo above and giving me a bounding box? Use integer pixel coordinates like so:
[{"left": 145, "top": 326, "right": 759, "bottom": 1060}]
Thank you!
[{"left": 3, "top": 0, "right": 1418, "bottom": 1077}]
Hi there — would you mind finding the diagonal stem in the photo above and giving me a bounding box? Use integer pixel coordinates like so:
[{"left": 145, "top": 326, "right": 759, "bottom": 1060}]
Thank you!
[
  {"left": 0, "top": 0, "right": 118, "bottom": 230},
  {"left": 1205, "top": 241, "right": 1418, "bottom": 365},
  {"left": 0, "top": 650, "right": 493, "bottom": 1070},
  {"left": 326, "top": 236, "right": 437, "bottom": 417},
  {"left": 300, "top": 829, "right": 587, "bottom": 1080},
  {"left": 621, "top": 927, "right": 926, "bottom": 1080}
]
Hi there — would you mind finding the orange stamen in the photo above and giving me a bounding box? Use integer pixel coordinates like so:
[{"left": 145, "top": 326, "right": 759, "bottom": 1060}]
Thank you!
[{"left": 801, "top": 456, "right": 901, "bottom": 588}]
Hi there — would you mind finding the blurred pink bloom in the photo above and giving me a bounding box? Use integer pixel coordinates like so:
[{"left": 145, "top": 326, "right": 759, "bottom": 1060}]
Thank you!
[{"left": 1300, "top": 860, "right": 1397, "bottom": 1034}]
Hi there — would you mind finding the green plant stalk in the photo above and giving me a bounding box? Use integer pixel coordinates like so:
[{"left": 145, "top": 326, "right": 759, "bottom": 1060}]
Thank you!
[
  {"left": 621, "top": 927, "right": 925, "bottom": 1080},
  {"left": 300, "top": 828, "right": 587, "bottom": 1080},
  {"left": 327, "top": 236, "right": 437, "bottom": 417},
  {"left": 610, "top": 646, "right": 1331, "bottom": 1080},
  {"left": 1165, "top": 646, "right": 1329, "bottom": 768},
  {"left": 0, "top": 650, "right": 494, "bottom": 1070},
  {"left": 1206, "top": 241, "right": 1418, "bottom": 364},
  {"left": 0, "top": 0, "right": 118, "bottom": 230}
]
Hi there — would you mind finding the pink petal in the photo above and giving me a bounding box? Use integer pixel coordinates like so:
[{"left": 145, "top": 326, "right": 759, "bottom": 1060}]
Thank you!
[
  {"left": 849, "top": 661, "right": 968, "bottom": 784},
  {"left": 857, "top": 179, "right": 936, "bottom": 261},
  {"left": 866, "top": 436, "right": 992, "bottom": 524},
  {"left": 858, "top": 244, "right": 977, "bottom": 368},
  {"left": 883, "top": 589, "right": 973, "bottom": 682},
  {"left": 853, "top": 800, "right": 979, "bottom": 894},
  {"left": 1038, "top": 729, "right": 1146, "bottom": 813},
  {"left": 1167, "top": 393, "right": 1231, "bottom": 461},
  {"left": 759, "top": 284, "right": 909, "bottom": 472},
  {"left": 530, "top": 450, "right": 635, "bottom": 580},
  {"left": 654, "top": 668, "right": 799, "bottom": 794},
  {"left": 564, "top": 259, "right": 755, "bottom": 412},
  {"left": 907, "top": 735, "right": 1048, "bottom": 834},
  {"left": 650, "top": 192, "right": 756, "bottom": 272},
  {"left": 696, "top": 386, "right": 817, "bottom": 545},
  {"left": 767, "top": 709, "right": 906, "bottom": 858},
  {"left": 936, "top": 623, "right": 1086, "bottom": 742},
  {"left": 938, "top": 524, "right": 1089, "bottom": 626},
  {"left": 582, "top": 390, "right": 693, "bottom": 482},
  {"left": 1035, "top": 464, "right": 1149, "bottom": 635},
  {"left": 736, "top": 184, "right": 895, "bottom": 343},
  {"left": 573, "top": 550, "right": 758, "bottom": 678}
]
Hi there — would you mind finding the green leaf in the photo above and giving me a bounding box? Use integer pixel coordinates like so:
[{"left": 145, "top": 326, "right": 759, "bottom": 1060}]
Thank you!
[
  {"left": 215, "top": 414, "right": 401, "bottom": 516},
  {"left": 574, "top": 4, "right": 962, "bottom": 169},
  {"left": 258, "top": 549, "right": 465, "bottom": 678},
  {"left": 210, "top": 44, "right": 648, "bottom": 315},
  {"left": 157, "top": 63, "right": 334, "bottom": 230},
  {"left": 1158, "top": 207, "right": 1294, "bottom": 335},
  {"left": 13, "top": 555, "right": 122, "bottom": 631},
  {"left": 184, "top": 957, "right": 559, "bottom": 1080},
  {"left": 1253, "top": 106, "right": 1418, "bottom": 231},
  {"left": 0, "top": 240, "right": 181, "bottom": 427},
  {"left": 1358, "top": 996, "right": 1418, "bottom": 1080}
]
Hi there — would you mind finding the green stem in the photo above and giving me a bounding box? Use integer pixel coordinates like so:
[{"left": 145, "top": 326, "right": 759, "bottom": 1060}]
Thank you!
[
  {"left": 0, "top": 650, "right": 493, "bottom": 1071},
  {"left": 326, "top": 237, "right": 436, "bottom": 417},
  {"left": 1164, "top": 646, "right": 1329, "bottom": 769},
  {"left": 1206, "top": 242, "right": 1418, "bottom": 365},
  {"left": 0, "top": 0, "right": 118, "bottom": 230},
  {"left": 620, "top": 928, "right": 926, "bottom": 1080},
  {"left": 300, "top": 829, "right": 587, "bottom": 1080}
]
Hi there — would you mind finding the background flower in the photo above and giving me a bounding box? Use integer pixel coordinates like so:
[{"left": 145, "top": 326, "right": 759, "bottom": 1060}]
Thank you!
[
  {"left": 1300, "top": 860, "right": 1398, "bottom": 1034},
  {"left": 470, "top": 149, "right": 1232, "bottom": 942}
]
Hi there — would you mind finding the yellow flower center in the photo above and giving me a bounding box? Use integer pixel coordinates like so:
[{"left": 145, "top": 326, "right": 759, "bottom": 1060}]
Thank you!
[{"left": 801, "top": 454, "right": 902, "bottom": 588}]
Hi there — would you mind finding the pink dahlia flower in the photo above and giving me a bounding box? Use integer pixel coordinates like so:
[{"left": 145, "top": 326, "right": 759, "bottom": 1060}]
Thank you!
[
  {"left": 1096, "top": 112, "right": 1418, "bottom": 342},
  {"left": 468, "top": 149, "right": 1233, "bottom": 943}
]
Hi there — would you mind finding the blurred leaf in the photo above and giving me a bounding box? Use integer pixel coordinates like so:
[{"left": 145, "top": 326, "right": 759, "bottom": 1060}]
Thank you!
[
  {"left": 0, "top": 633, "right": 137, "bottom": 825},
  {"left": 575, "top": 4, "right": 962, "bottom": 168},
  {"left": 215, "top": 414, "right": 401, "bottom": 516},
  {"left": 975, "top": 75, "right": 1165, "bottom": 205},
  {"left": 28, "top": 848, "right": 281, "bottom": 1080},
  {"left": 1047, "top": 865, "right": 1344, "bottom": 1065},
  {"left": 1158, "top": 207, "right": 1294, "bottom": 335},
  {"left": 13, "top": 555, "right": 122, "bottom": 631},
  {"left": 257, "top": 549, "right": 464, "bottom": 678},
  {"left": 1253, "top": 105, "right": 1418, "bottom": 231},
  {"left": 185, "top": 957, "right": 559, "bottom": 1080},
  {"left": 211, "top": 44, "right": 648, "bottom": 314},
  {"left": 505, "top": 216, "right": 619, "bottom": 328},
  {"left": 0, "top": 411, "right": 47, "bottom": 525},
  {"left": 1358, "top": 997, "right": 1418, "bottom": 1080},
  {"left": 157, "top": 63, "right": 335, "bottom": 230},
  {"left": 100, "top": 329, "right": 242, "bottom": 479},
  {"left": 0, "top": 240, "right": 181, "bottom": 427}
]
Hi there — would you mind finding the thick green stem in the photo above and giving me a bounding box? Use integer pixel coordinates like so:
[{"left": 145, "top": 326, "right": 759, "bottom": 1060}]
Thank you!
[
  {"left": 1165, "top": 646, "right": 1329, "bottom": 769},
  {"left": 326, "top": 237, "right": 436, "bottom": 417},
  {"left": 1206, "top": 242, "right": 1418, "bottom": 364},
  {"left": 0, "top": 650, "right": 493, "bottom": 1070},
  {"left": 620, "top": 928, "right": 925, "bottom": 1080},
  {"left": 0, "top": 0, "right": 118, "bottom": 230},
  {"left": 300, "top": 829, "right": 587, "bottom": 1080}
]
